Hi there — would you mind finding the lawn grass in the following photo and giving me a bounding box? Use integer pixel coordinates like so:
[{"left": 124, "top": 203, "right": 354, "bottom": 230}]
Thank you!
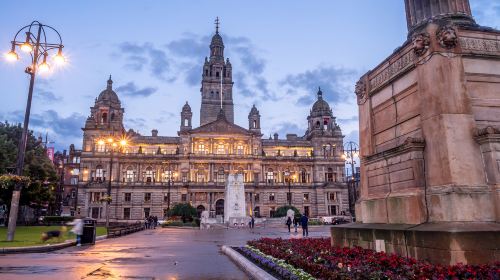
[{"left": 0, "top": 226, "right": 107, "bottom": 248}]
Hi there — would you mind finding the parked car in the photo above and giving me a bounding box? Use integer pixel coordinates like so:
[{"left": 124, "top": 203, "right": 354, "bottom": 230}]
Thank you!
[{"left": 332, "top": 218, "right": 350, "bottom": 225}]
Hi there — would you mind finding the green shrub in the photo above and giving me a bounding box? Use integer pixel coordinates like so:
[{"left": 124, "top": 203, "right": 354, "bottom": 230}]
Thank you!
[
  {"left": 273, "top": 205, "right": 300, "bottom": 218},
  {"left": 167, "top": 203, "right": 197, "bottom": 222}
]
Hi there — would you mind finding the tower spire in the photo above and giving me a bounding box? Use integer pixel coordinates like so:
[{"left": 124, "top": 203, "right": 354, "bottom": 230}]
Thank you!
[{"left": 215, "top": 17, "right": 220, "bottom": 34}]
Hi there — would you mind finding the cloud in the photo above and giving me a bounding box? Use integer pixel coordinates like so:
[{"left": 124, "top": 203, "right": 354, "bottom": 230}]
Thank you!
[
  {"left": 281, "top": 66, "right": 357, "bottom": 105},
  {"left": 125, "top": 117, "right": 147, "bottom": 128},
  {"left": 1, "top": 110, "right": 86, "bottom": 150},
  {"left": 116, "top": 82, "right": 157, "bottom": 97},
  {"left": 34, "top": 90, "right": 63, "bottom": 103},
  {"left": 344, "top": 130, "right": 359, "bottom": 145},
  {"left": 117, "top": 42, "right": 175, "bottom": 82},
  {"left": 337, "top": 116, "right": 358, "bottom": 124},
  {"left": 273, "top": 122, "right": 304, "bottom": 138}
]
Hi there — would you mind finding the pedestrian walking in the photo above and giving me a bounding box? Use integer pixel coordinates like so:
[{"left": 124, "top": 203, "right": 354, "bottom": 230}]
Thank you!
[
  {"left": 153, "top": 216, "right": 158, "bottom": 229},
  {"left": 300, "top": 214, "right": 309, "bottom": 237},
  {"left": 68, "top": 217, "right": 83, "bottom": 246},
  {"left": 144, "top": 218, "right": 149, "bottom": 229},
  {"left": 286, "top": 216, "right": 292, "bottom": 233},
  {"left": 251, "top": 216, "right": 255, "bottom": 229},
  {"left": 293, "top": 216, "right": 299, "bottom": 233}
]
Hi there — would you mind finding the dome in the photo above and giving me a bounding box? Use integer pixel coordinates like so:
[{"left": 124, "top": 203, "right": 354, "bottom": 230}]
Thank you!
[
  {"left": 310, "top": 87, "right": 332, "bottom": 117},
  {"left": 210, "top": 33, "right": 224, "bottom": 47},
  {"left": 97, "top": 76, "right": 121, "bottom": 105},
  {"left": 182, "top": 101, "right": 191, "bottom": 112}
]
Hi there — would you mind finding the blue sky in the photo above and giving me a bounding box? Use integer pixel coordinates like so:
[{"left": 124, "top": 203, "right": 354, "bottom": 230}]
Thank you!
[{"left": 0, "top": 0, "right": 498, "bottom": 151}]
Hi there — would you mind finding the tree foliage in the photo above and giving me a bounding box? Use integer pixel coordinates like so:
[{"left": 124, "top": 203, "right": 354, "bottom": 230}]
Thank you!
[
  {"left": 168, "top": 203, "right": 197, "bottom": 222},
  {"left": 0, "top": 122, "right": 58, "bottom": 210},
  {"left": 274, "top": 205, "right": 301, "bottom": 218}
]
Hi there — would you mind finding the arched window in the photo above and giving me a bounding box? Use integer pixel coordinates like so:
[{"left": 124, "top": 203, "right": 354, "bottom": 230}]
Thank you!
[
  {"left": 95, "top": 165, "right": 104, "bottom": 181},
  {"left": 316, "top": 121, "right": 320, "bottom": 128},
  {"left": 326, "top": 168, "right": 334, "bottom": 182},
  {"left": 101, "top": 112, "right": 107, "bottom": 123},
  {"left": 301, "top": 168, "right": 307, "bottom": 183},
  {"left": 205, "top": 69, "right": 208, "bottom": 76},
  {"left": 184, "top": 118, "right": 188, "bottom": 126},
  {"left": 236, "top": 144, "right": 244, "bottom": 155},
  {"left": 145, "top": 167, "right": 154, "bottom": 183},
  {"left": 253, "top": 120, "right": 257, "bottom": 128},
  {"left": 266, "top": 168, "right": 274, "bottom": 184},
  {"left": 323, "top": 119, "right": 328, "bottom": 130},
  {"left": 163, "top": 169, "right": 173, "bottom": 182},
  {"left": 126, "top": 166, "right": 135, "bottom": 183},
  {"left": 111, "top": 113, "right": 115, "bottom": 121},
  {"left": 216, "top": 71, "right": 219, "bottom": 77},
  {"left": 210, "top": 91, "right": 214, "bottom": 98}
]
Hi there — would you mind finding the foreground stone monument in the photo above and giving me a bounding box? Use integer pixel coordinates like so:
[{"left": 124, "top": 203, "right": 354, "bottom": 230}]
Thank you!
[
  {"left": 224, "top": 174, "right": 248, "bottom": 226},
  {"left": 332, "top": 0, "right": 500, "bottom": 264}
]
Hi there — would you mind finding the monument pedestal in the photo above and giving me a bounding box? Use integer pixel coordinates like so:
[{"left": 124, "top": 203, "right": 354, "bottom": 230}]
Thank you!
[
  {"left": 331, "top": 222, "right": 500, "bottom": 265},
  {"left": 224, "top": 174, "right": 248, "bottom": 226}
]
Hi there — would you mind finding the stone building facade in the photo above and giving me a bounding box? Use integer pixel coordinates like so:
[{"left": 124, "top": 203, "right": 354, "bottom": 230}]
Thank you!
[{"left": 74, "top": 26, "right": 348, "bottom": 222}]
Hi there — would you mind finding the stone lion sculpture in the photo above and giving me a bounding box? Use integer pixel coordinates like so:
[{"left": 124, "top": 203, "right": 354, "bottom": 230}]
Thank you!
[{"left": 436, "top": 25, "right": 458, "bottom": 49}]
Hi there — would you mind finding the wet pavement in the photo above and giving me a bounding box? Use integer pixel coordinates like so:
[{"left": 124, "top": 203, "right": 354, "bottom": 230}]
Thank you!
[{"left": 0, "top": 225, "right": 332, "bottom": 280}]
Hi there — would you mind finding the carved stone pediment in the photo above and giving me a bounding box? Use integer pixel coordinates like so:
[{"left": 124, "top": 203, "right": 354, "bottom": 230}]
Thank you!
[{"left": 189, "top": 117, "right": 252, "bottom": 135}]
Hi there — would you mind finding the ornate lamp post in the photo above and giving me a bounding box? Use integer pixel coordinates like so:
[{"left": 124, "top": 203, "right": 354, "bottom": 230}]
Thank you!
[
  {"left": 4, "top": 21, "right": 65, "bottom": 241},
  {"left": 98, "top": 137, "right": 127, "bottom": 228},
  {"left": 342, "top": 141, "right": 359, "bottom": 217},
  {"left": 165, "top": 167, "right": 177, "bottom": 217}
]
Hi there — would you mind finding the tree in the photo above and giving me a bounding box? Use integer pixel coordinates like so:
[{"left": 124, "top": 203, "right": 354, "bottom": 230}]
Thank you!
[
  {"left": 168, "top": 203, "right": 197, "bottom": 223},
  {"left": 0, "top": 122, "right": 58, "bottom": 220},
  {"left": 274, "top": 205, "right": 301, "bottom": 218}
]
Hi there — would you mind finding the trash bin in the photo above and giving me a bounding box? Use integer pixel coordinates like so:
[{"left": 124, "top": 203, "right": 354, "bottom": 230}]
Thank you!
[{"left": 81, "top": 218, "right": 96, "bottom": 245}]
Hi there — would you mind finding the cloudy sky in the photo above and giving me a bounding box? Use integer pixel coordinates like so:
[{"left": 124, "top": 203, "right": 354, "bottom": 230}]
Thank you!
[{"left": 0, "top": 0, "right": 498, "bottom": 151}]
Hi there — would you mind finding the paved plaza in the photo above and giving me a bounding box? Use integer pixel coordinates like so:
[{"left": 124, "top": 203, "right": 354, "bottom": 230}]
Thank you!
[{"left": 0, "top": 225, "right": 332, "bottom": 279}]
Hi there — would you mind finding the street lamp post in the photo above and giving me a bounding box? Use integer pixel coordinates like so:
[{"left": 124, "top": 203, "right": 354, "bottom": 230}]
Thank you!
[
  {"left": 342, "top": 141, "right": 359, "bottom": 217},
  {"left": 4, "top": 21, "right": 65, "bottom": 241},
  {"left": 284, "top": 170, "right": 291, "bottom": 206},
  {"left": 164, "top": 165, "right": 177, "bottom": 218}
]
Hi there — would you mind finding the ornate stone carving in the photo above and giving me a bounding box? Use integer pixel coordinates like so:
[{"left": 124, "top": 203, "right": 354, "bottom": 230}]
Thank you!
[
  {"left": 355, "top": 79, "right": 368, "bottom": 105},
  {"left": 436, "top": 25, "right": 458, "bottom": 49},
  {"left": 412, "top": 32, "right": 430, "bottom": 56},
  {"left": 459, "top": 37, "right": 500, "bottom": 53},
  {"left": 474, "top": 126, "right": 500, "bottom": 137},
  {"left": 369, "top": 50, "right": 416, "bottom": 90}
]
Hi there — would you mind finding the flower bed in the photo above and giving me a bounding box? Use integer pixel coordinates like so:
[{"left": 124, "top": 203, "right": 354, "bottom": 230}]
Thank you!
[{"left": 246, "top": 238, "right": 500, "bottom": 279}]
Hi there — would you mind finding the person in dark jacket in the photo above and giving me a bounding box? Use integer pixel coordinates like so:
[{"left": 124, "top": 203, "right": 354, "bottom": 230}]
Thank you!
[
  {"left": 293, "top": 216, "right": 299, "bottom": 233},
  {"left": 286, "top": 216, "right": 292, "bottom": 232},
  {"left": 300, "top": 214, "right": 309, "bottom": 237}
]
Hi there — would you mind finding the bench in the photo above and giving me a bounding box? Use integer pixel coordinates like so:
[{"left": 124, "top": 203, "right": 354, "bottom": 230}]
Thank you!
[{"left": 107, "top": 222, "right": 144, "bottom": 238}]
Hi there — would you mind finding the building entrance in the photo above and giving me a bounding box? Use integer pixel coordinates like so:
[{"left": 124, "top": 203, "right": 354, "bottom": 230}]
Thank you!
[{"left": 215, "top": 199, "right": 224, "bottom": 216}]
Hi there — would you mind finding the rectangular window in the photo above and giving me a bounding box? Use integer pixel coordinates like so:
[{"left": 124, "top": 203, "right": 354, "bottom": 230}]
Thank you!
[
  {"left": 124, "top": 193, "right": 131, "bottom": 202},
  {"left": 303, "top": 193, "right": 310, "bottom": 202},
  {"left": 70, "top": 177, "right": 78, "bottom": 185},
  {"left": 304, "top": 206, "right": 310, "bottom": 217},
  {"left": 144, "top": 208, "right": 150, "bottom": 218},
  {"left": 198, "top": 143, "right": 206, "bottom": 154},
  {"left": 216, "top": 144, "right": 225, "bottom": 155},
  {"left": 144, "top": 193, "right": 151, "bottom": 202},
  {"left": 91, "top": 192, "right": 101, "bottom": 202},
  {"left": 197, "top": 173, "right": 205, "bottom": 183},
  {"left": 254, "top": 193, "right": 260, "bottom": 203},
  {"left": 96, "top": 143, "right": 105, "bottom": 153},
  {"left": 123, "top": 208, "right": 131, "bottom": 219},
  {"left": 91, "top": 207, "right": 99, "bottom": 219},
  {"left": 72, "top": 157, "right": 80, "bottom": 164},
  {"left": 72, "top": 168, "right": 80, "bottom": 176},
  {"left": 269, "top": 193, "right": 275, "bottom": 202},
  {"left": 237, "top": 145, "right": 244, "bottom": 155},
  {"left": 164, "top": 193, "right": 170, "bottom": 202},
  {"left": 329, "top": 192, "right": 336, "bottom": 201},
  {"left": 266, "top": 171, "right": 274, "bottom": 184},
  {"left": 182, "top": 173, "right": 187, "bottom": 183},
  {"left": 126, "top": 169, "right": 134, "bottom": 182},
  {"left": 181, "top": 194, "right": 187, "bottom": 202}
]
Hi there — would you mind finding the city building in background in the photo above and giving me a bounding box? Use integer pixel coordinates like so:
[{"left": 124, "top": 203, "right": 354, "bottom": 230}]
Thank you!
[{"left": 72, "top": 25, "right": 350, "bottom": 222}]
